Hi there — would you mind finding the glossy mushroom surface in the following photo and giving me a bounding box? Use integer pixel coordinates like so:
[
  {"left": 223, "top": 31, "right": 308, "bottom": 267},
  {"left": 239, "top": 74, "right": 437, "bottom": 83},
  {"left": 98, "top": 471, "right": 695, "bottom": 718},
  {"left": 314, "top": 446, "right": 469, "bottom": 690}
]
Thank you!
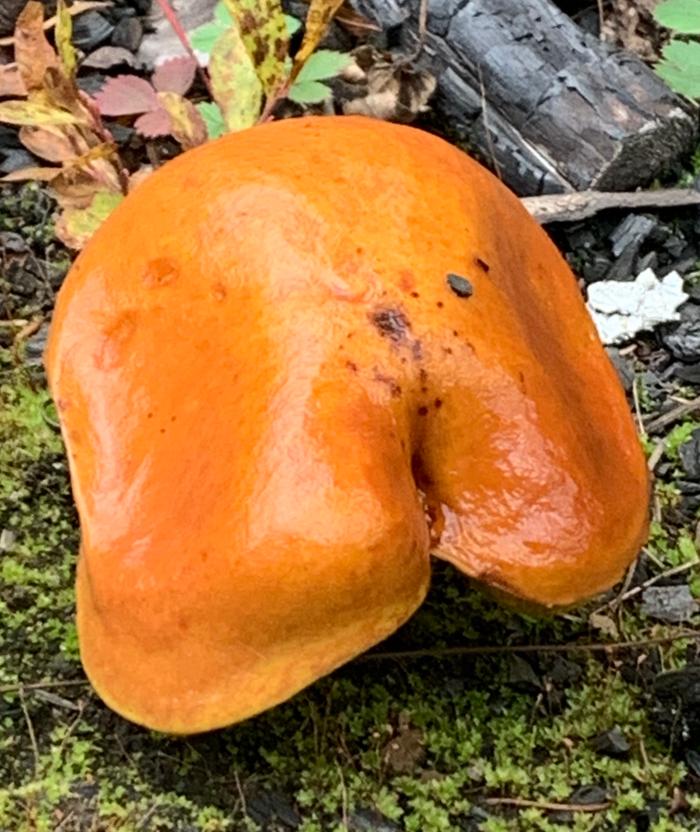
[{"left": 46, "top": 115, "right": 649, "bottom": 733}]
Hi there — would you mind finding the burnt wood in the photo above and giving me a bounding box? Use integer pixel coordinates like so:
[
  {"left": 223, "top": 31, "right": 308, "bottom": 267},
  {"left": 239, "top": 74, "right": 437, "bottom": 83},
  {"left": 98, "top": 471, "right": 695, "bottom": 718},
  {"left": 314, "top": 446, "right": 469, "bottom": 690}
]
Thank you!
[{"left": 354, "top": 0, "right": 698, "bottom": 195}]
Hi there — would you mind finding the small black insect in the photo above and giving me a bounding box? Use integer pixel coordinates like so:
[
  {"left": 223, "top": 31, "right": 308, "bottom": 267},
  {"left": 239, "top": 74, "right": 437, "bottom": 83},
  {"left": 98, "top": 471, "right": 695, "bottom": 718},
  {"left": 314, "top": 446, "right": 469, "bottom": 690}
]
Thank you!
[{"left": 446, "top": 273, "right": 473, "bottom": 298}]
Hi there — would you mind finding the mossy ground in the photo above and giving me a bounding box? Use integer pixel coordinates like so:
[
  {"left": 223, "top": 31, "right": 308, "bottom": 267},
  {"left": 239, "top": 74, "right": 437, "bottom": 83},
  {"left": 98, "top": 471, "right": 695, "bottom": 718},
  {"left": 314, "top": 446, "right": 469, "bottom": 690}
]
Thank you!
[{"left": 1, "top": 188, "right": 700, "bottom": 832}]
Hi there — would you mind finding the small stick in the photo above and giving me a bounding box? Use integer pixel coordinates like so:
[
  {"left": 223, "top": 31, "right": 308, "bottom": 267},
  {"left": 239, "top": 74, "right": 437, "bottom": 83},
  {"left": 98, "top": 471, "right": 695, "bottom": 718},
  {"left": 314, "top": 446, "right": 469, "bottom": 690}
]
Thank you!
[
  {"left": 18, "top": 686, "right": 40, "bottom": 777},
  {"left": 523, "top": 188, "right": 700, "bottom": 224},
  {"left": 153, "top": 0, "right": 214, "bottom": 98},
  {"left": 0, "top": 679, "right": 88, "bottom": 695},
  {"left": 644, "top": 396, "right": 700, "bottom": 434},
  {"left": 592, "top": 560, "right": 699, "bottom": 616},
  {"left": 359, "top": 631, "right": 700, "bottom": 662},
  {"left": 484, "top": 797, "right": 610, "bottom": 813}
]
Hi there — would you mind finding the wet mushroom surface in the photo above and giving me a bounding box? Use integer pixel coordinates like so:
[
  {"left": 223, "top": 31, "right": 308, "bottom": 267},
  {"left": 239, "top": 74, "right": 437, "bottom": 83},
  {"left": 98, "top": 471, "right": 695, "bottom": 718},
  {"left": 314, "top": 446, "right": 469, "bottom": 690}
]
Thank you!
[{"left": 44, "top": 116, "right": 648, "bottom": 734}]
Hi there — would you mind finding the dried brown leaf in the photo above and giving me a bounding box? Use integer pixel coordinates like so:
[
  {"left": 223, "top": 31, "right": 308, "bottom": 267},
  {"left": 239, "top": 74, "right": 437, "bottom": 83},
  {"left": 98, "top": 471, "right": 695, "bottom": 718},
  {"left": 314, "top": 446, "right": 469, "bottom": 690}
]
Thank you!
[
  {"left": 40, "top": 67, "right": 92, "bottom": 124},
  {"left": 15, "top": 1, "right": 57, "bottom": 91},
  {"left": 2, "top": 165, "right": 63, "bottom": 182},
  {"left": 81, "top": 45, "right": 138, "bottom": 70},
  {"left": 52, "top": 161, "right": 121, "bottom": 209},
  {"left": 343, "top": 52, "right": 436, "bottom": 124},
  {"left": 0, "top": 64, "right": 28, "bottom": 97},
  {"left": 19, "top": 124, "right": 90, "bottom": 162},
  {"left": 55, "top": 188, "right": 124, "bottom": 249},
  {"left": 335, "top": 4, "right": 381, "bottom": 35}
]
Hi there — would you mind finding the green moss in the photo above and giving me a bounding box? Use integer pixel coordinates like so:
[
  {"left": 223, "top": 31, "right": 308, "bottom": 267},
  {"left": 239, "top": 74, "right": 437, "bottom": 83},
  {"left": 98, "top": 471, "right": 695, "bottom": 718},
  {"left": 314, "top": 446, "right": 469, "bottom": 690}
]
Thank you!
[{"left": 0, "top": 353, "right": 698, "bottom": 831}]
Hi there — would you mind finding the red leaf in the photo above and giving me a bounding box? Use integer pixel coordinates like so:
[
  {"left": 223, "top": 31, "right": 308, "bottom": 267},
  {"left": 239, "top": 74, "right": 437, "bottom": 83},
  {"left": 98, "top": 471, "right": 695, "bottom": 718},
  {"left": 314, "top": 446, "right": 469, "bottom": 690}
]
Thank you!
[
  {"left": 94, "top": 75, "right": 159, "bottom": 116},
  {"left": 134, "top": 107, "right": 172, "bottom": 138},
  {"left": 152, "top": 57, "right": 197, "bottom": 95}
]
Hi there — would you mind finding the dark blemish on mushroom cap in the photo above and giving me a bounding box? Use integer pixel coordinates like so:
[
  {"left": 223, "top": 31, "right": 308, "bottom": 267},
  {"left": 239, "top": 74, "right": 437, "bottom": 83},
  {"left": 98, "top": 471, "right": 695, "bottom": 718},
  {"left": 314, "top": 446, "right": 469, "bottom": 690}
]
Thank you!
[
  {"left": 371, "top": 307, "right": 411, "bottom": 342},
  {"left": 374, "top": 370, "right": 402, "bottom": 398},
  {"left": 418, "top": 405, "right": 429, "bottom": 416},
  {"left": 475, "top": 257, "right": 490, "bottom": 272},
  {"left": 434, "top": 398, "right": 443, "bottom": 409},
  {"left": 346, "top": 360, "right": 359, "bottom": 372},
  {"left": 447, "top": 273, "right": 473, "bottom": 298}
]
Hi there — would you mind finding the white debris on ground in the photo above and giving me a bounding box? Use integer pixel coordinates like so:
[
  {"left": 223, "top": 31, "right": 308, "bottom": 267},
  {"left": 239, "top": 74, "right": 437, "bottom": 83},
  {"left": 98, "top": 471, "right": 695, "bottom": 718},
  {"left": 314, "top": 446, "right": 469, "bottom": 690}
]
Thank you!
[{"left": 586, "top": 268, "right": 689, "bottom": 346}]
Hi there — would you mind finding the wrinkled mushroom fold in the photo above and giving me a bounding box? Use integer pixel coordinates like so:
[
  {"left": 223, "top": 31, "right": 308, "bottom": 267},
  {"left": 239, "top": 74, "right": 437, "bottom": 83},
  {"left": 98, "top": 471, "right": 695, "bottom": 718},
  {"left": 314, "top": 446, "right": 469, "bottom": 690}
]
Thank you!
[{"left": 46, "top": 116, "right": 649, "bottom": 734}]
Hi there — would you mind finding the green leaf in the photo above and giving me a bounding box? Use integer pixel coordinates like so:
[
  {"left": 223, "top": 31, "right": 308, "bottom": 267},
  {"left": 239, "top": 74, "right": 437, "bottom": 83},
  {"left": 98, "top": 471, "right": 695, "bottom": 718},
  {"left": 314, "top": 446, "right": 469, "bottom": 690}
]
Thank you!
[
  {"left": 190, "top": 21, "right": 226, "bottom": 54},
  {"left": 285, "top": 15, "right": 302, "bottom": 36},
  {"left": 209, "top": 27, "right": 263, "bottom": 131},
  {"left": 294, "top": 49, "right": 351, "bottom": 82},
  {"left": 191, "top": 3, "right": 299, "bottom": 57},
  {"left": 287, "top": 79, "right": 331, "bottom": 103},
  {"left": 215, "top": 1, "right": 233, "bottom": 24},
  {"left": 656, "top": 39, "right": 700, "bottom": 97},
  {"left": 0, "top": 100, "right": 81, "bottom": 126},
  {"left": 55, "top": 190, "right": 124, "bottom": 250},
  {"left": 654, "top": 0, "right": 700, "bottom": 33},
  {"left": 222, "top": 0, "right": 289, "bottom": 96},
  {"left": 196, "top": 101, "right": 227, "bottom": 139}
]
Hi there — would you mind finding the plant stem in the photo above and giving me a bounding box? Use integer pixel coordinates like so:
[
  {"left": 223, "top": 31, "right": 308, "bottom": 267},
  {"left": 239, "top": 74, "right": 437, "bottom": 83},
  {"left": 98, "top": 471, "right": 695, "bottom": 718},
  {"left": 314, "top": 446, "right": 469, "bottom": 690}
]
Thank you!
[{"left": 153, "top": 0, "right": 214, "bottom": 99}]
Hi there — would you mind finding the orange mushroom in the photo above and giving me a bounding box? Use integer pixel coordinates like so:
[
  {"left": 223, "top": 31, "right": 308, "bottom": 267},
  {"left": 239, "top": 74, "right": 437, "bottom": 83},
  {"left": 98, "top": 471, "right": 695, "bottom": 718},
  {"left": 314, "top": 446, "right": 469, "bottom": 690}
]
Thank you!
[{"left": 45, "top": 115, "right": 649, "bottom": 734}]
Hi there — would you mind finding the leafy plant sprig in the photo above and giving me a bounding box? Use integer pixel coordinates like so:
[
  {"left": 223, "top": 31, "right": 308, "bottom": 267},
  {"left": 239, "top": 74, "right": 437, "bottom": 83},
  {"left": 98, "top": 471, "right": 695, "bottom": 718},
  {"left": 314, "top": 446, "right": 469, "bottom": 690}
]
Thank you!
[
  {"left": 0, "top": 0, "right": 353, "bottom": 248},
  {"left": 653, "top": 0, "right": 700, "bottom": 97},
  {"left": 0, "top": 1, "right": 129, "bottom": 248}
]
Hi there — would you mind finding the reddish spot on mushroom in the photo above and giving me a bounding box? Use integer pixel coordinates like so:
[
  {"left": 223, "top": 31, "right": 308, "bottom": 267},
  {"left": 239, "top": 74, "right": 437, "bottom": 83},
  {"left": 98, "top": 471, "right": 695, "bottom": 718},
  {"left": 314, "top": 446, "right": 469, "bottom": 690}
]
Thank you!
[{"left": 143, "top": 257, "right": 179, "bottom": 288}]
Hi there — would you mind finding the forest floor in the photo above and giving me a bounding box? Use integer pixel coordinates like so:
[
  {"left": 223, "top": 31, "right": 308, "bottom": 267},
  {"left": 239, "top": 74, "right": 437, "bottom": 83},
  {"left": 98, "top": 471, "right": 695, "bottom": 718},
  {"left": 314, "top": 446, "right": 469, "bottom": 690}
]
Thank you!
[
  {"left": 1, "top": 182, "right": 700, "bottom": 832},
  {"left": 2, "top": 1, "right": 700, "bottom": 831}
]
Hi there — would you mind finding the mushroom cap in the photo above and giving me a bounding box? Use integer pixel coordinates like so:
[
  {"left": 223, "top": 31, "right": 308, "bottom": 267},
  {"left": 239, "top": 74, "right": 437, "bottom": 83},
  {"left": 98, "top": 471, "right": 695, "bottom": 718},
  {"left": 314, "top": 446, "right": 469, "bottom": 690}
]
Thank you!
[{"left": 46, "top": 115, "right": 649, "bottom": 734}]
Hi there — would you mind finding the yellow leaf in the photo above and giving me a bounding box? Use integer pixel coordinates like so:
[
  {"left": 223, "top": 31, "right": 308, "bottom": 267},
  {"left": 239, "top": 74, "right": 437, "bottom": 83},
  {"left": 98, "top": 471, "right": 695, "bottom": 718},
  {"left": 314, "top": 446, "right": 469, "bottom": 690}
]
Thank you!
[
  {"left": 0, "top": 99, "right": 81, "bottom": 126},
  {"left": 222, "top": 0, "right": 288, "bottom": 96},
  {"left": 55, "top": 190, "right": 124, "bottom": 249},
  {"left": 56, "top": 0, "right": 78, "bottom": 78},
  {"left": 15, "top": 1, "right": 57, "bottom": 92},
  {"left": 157, "top": 92, "right": 208, "bottom": 149},
  {"left": 293, "top": 0, "right": 345, "bottom": 73},
  {"left": 209, "top": 28, "right": 263, "bottom": 132}
]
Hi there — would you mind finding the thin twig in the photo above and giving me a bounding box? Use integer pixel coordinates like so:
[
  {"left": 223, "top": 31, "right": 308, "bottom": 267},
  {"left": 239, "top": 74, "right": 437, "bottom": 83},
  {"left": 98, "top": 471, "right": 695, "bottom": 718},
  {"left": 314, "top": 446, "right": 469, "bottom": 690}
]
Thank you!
[
  {"left": 484, "top": 797, "right": 610, "bottom": 813},
  {"left": 405, "top": 0, "right": 429, "bottom": 62},
  {"left": 593, "top": 560, "right": 700, "bottom": 616},
  {"left": 18, "top": 686, "right": 40, "bottom": 778},
  {"left": 632, "top": 377, "right": 646, "bottom": 439},
  {"left": 644, "top": 396, "right": 700, "bottom": 434},
  {"left": 233, "top": 769, "right": 248, "bottom": 819},
  {"left": 522, "top": 188, "right": 700, "bottom": 224},
  {"left": 647, "top": 439, "right": 666, "bottom": 472},
  {"left": 153, "top": 0, "right": 214, "bottom": 98},
  {"left": 0, "top": 679, "right": 89, "bottom": 695},
  {"left": 359, "top": 631, "right": 700, "bottom": 662},
  {"left": 596, "top": 0, "right": 606, "bottom": 36}
]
